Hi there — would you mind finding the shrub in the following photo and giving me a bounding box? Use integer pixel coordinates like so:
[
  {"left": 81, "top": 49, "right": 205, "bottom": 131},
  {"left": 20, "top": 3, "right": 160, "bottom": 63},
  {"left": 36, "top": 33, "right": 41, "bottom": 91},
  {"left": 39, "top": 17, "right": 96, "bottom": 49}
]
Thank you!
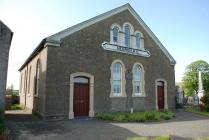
[
  {"left": 96, "top": 110, "right": 175, "bottom": 122},
  {"left": 200, "top": 94, "right": 209, "bottom": 111},
  {"left": 9, "top": 104, "right": 24, "bottom": 110},
  {"left": 199, "top": 104, "right": 205, "bottom": 111},
  {"left": 113, "top": 112, "right": 126, "bottom": 121},
  {"left": 144, "top": 111, "right": 157, "bottom": 120}
]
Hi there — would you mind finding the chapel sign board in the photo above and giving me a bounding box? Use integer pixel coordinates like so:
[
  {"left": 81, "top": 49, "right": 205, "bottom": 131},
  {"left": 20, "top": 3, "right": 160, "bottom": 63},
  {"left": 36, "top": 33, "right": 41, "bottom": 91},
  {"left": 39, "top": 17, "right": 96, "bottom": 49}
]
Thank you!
[{"left": 101, "top": 42, "right": 150, "bottom": 57}]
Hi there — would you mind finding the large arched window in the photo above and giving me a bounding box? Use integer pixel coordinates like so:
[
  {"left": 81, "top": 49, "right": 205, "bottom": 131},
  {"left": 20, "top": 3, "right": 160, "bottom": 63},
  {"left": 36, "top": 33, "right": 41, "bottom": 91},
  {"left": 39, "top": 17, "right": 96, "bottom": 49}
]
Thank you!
[
  {"left": 35, "top": 60, "right": 40, "bottom": 96},
  {"left": 112, "top": 26, "right": 119, "bottom": 43},
  {"left": 132, "top": 63, "right": 145, "bottom": 96},
  {"left": 124, "top": 25, "right": 131, "bottom": 47},
  {"left": 110, "top": 60, "right": 126, "bottom": 97},
  {"left": 112, "top": 62, "right": 122, "bottom": 95},
  {"left": 133, "top": 64, "right": 141, "bottom": 95},
  {"left": 136, "top": 33, "right": 141, "bottom": 49}
]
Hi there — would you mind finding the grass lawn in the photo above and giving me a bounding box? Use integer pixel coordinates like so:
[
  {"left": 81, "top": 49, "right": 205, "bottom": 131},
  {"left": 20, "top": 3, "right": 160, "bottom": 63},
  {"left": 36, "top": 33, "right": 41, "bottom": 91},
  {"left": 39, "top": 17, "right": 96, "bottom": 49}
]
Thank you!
[
  {"left": 127, "top": 136, "right": 171, "bottom": 140},
  {"left": 185, "top": 106, "right": 209, "bottom": 117},
  {"left": 96, "top": 110, "right": 175, "bottom": 122},
  {"left": 127, "top": 136, "right": 209, "bottom": 140}
]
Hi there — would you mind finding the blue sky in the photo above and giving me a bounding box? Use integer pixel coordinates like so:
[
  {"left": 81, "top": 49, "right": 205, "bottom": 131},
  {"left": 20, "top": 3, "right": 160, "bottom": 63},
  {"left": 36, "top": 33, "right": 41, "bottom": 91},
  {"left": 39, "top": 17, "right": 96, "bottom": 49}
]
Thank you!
[{"left": 1, "top": 0, "right": 209, "bottom": 89}]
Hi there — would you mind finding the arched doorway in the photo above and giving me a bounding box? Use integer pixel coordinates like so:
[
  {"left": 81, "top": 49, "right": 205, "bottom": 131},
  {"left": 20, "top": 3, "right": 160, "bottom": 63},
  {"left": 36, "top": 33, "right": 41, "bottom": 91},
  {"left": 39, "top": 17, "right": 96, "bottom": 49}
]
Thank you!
[
  {"left": 69, "top": 72, "right": 94, "bottom": 119},
  {"left": 155, "top": 79, "right": 168, "bottom": 110},
  {"left": 73, "top": 76, "right": 89, "bottom": 117},
  {"left": 157, "top": 81, "right": 164, "bottom": 109}
]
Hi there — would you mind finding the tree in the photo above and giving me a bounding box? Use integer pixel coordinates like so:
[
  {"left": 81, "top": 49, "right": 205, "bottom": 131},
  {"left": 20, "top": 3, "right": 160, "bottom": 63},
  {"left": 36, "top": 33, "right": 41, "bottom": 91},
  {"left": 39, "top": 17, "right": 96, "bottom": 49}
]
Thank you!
[{"left": 182, "top": 60, "right": 209, "bottom": 96}]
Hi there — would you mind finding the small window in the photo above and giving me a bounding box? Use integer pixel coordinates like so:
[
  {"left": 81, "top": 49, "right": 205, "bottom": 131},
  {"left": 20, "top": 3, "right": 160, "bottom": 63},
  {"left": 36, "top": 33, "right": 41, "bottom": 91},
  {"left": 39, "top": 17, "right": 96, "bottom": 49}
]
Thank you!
[
  {"left": 125, "top": 25, "right": 131, "bottom": 47},
  {"left": 112, "top": 62, "right": 122, "bottom": 95},
  {"left": 136, "top": 33, "right": 141, "bottom": 49},
  {"left": 133, "top": 64, "right": 142, "bottom": 95},
  {"left": 112, "top": 27, "right": 119, "bottom": 43}
]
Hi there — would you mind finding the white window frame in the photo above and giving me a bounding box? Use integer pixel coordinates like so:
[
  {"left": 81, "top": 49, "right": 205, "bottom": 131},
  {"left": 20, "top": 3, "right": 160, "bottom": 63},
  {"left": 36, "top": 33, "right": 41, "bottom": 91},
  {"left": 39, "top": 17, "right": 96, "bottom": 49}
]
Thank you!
[
  {"left": 112, "top": 27, "right": 119, "bottom": 43},
  {"left": 112, "top": 62, "right": 122, "bottom": 95},
  {"left": 123, "top": 22, "right": 134, "bottom": 47},
  {"left": 124, "top": 25, "right": 131, "bottom": 47},
  {"left": 132, "top": 62, "right": 145, "bottom": 97},
  {"left": 110, "top": 23, "right": 122, "bottom": 45},
  {"left": 134, "top": 31, "right": 144, "bottom": 50},
  {"left": 110, "top": 59, "right": 126, "bottom": 98}
]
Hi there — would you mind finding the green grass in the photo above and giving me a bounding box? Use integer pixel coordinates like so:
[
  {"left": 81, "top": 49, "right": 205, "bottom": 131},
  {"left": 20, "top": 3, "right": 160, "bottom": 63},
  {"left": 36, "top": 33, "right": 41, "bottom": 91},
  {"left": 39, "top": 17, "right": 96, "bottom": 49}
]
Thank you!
[
  {"left": 197, "top": 137, "right": 209, "bottom": 140},
  {"left": 95, "top": 110, "right": 175, "bottom": 122},
  {"left": 185, "top": 106, "right": 209, "bottom": 116},
  {"left": 127, "top": 136, "right": 209, "bottom": 140},
  {"left": 127, "top": 136, "right": 171, "bottom": 140},
  {"left": 9, "top": 104, "right": 24, "bottom": 110}
]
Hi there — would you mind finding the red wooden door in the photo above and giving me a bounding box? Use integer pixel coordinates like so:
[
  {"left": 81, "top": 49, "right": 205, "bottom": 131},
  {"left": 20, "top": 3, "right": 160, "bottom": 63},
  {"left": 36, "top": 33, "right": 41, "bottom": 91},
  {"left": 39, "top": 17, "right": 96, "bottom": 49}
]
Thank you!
[
  {"left": 157, "top": 85, "right": 164, "bottom": 109},
  {"left": 74, "top": 83, "right": 89, "bottom": 117}
]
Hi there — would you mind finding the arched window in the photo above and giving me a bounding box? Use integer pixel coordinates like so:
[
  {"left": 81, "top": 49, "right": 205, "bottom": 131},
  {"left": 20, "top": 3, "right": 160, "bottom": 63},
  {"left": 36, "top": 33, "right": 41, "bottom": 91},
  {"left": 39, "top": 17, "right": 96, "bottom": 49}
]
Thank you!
[
  {"left": 35, "top": 60, "right": 40, "bottom": 96},
  {"left": 112, "top": 26, "right": 119, "bottom": 43},
  {"left": 28, "top": 66, "right": 31, "bottom": 94},
  {"left": 124, "top": 25, "right": 131, "bottom": 47},
  {"left": 112, "top": 62, "right": 122, "bottom": 95},
  {"left": 110, "top": 60, "right": 126, "bottom": 97},
  {"left": 133, "top": 64, "right": 142, "bottom": 95},
  {"left": 136, "top": 33, "right": 141, "bottom": 49}
]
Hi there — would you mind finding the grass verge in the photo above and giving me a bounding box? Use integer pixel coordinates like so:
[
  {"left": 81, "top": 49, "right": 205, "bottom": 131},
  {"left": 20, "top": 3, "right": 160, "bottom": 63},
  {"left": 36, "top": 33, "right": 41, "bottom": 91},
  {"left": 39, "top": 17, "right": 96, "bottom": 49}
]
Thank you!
[
  {"left": 96, "top": 110, "right": 175, "bottom": 122},
  {"left": 185, "top": 106, "right": 209, "bottom": 117},
  {"left": 128, "top": 136, "right": 209, "bottom": 140},
  {"left": 127, "top": 136, "right": 171, "bottom": 140},
  {"left": 197, "top": 137, "right": 209, "bottom": 140}
]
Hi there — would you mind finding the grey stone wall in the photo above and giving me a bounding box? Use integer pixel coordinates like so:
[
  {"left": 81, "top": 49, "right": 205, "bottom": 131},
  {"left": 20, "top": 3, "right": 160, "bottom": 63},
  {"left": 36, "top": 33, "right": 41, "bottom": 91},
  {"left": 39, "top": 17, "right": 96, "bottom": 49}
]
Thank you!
[
  {"left": 19, "top": 47, "right": 48, "bottom": 117},
  {"left": 0, "top": 21, "right": 13, "bottom": 111},
  {"left": 44, "top": 10, "right": 175, "bottom": 117}
]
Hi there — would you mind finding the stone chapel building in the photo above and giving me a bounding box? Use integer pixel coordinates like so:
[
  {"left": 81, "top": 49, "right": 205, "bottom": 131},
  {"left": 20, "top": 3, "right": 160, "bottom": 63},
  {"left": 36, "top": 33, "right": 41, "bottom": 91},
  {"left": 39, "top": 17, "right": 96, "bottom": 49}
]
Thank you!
[{"left": 19, "top": 4, "right": 176, "bottom": 119}]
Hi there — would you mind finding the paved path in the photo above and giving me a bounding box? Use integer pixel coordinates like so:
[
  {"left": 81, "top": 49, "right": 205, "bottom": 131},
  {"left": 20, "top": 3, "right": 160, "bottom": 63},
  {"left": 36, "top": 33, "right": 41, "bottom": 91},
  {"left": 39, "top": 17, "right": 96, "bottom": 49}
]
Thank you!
[{"left": 5, "top": 109, "right": 209, "bottom": 140}]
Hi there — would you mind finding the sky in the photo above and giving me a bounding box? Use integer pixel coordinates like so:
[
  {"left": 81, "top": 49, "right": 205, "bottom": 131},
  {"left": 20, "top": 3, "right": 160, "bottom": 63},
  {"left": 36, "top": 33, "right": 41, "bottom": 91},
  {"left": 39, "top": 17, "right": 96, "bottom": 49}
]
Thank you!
[{"left": 1, "top": 0, "right": 209, "bottom": 89}]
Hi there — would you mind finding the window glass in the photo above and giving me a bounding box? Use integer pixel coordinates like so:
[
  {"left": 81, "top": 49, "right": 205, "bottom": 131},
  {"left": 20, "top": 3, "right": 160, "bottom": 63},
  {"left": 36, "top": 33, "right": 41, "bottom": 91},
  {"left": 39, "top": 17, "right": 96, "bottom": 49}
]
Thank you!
[
  {"left": 133, "top": 64, "right": 141, "bottom": 94},
  {"left": 125, "top": 25, "right": 130, "bottom": 47},
  {"left": 74, "top": 77, "right": 89, "bottom": 83},
  {"left": 113, "top": 27, "right": 119, "bottom": 43},
  {"left": 112, "top": 62, "right": 122, "bottom": 94},
  {"left": 136, "top": 33, "right": 141, "bottom": 49}
]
